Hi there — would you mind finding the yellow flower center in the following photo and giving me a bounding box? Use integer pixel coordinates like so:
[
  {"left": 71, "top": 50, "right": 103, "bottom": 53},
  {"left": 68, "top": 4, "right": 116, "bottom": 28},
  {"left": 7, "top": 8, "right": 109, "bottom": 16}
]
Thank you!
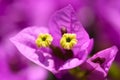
[
  {"left": 35, "top": 33, "right": 53, "bottom": 48},
  {"left": 60, "top": 33, "right": 77, "bottom": 50}
]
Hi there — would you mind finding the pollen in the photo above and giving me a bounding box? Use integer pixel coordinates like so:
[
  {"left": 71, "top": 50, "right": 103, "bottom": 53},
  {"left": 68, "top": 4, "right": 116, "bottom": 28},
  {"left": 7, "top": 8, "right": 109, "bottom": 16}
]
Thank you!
[
  {"left": 35, "top": 33, "right": 53, "bottom": 48},
  {"left": 60, "top": 33, "right": 77, "bottom": 50}
]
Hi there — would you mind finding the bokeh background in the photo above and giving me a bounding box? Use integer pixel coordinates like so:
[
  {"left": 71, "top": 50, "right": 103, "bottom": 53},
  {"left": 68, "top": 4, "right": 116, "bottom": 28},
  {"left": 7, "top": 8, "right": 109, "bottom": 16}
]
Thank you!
[{"left": 0, "top": 0, "right": 120, "bottom": 80}]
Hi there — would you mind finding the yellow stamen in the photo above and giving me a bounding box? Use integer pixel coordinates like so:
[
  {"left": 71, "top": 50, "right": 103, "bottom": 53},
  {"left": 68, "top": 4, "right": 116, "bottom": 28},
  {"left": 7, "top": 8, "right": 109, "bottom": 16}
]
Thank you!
[
  {"left": 60, "top": 33, "right": 77, "bottom": 50},
  {"left": 35, "top": 33, "right": 53, "bottom": 48}
]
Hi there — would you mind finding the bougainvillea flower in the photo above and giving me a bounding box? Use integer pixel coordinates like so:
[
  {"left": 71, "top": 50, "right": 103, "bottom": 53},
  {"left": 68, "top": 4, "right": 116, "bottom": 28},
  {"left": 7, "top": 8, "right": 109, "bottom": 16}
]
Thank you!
[
  {"left": 80, "top": 46, "right": 118, "bottom": 80},
  {"left": 10, "top": 5, "right": 93, "bottom": 73}
]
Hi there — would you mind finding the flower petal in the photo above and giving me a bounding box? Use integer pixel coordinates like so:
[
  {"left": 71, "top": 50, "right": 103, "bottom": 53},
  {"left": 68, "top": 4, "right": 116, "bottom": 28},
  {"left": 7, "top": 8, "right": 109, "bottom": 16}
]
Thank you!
[
  {"left": 10, "top": 26, "right": 49, "bottom": 49},
  {"left": 87, "top": 65, "right": 106, "bottom": 80},
  {"left": 80, "top": 46, "right": 118, "bottom": 79},
  {"left": 59, "top": 58, "right": 84, "bottom": 70},
  {"left": 89, "top": 46, "right": 118, "bottom": 73},
  {"left": 49, "top": 5, "right": 90, "bottom": 47},
  {"left": 10, "top": 26, "right": 57, "bottom": 72},
  {"left": 73, "top": 39, "right": 94, "bottom": 56}
]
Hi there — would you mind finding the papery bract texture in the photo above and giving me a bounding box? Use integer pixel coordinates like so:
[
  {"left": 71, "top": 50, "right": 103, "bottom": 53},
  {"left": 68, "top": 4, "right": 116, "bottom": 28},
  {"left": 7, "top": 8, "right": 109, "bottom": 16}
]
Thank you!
[
  {"left": 10, "top": 5, "right": 93, "bottom": 73},
  {"left": 49, "top": 5, "right": 93, "bottom": 70},
  {"left": 80, "top": 46, "right": 118, "bottom": 80}
]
